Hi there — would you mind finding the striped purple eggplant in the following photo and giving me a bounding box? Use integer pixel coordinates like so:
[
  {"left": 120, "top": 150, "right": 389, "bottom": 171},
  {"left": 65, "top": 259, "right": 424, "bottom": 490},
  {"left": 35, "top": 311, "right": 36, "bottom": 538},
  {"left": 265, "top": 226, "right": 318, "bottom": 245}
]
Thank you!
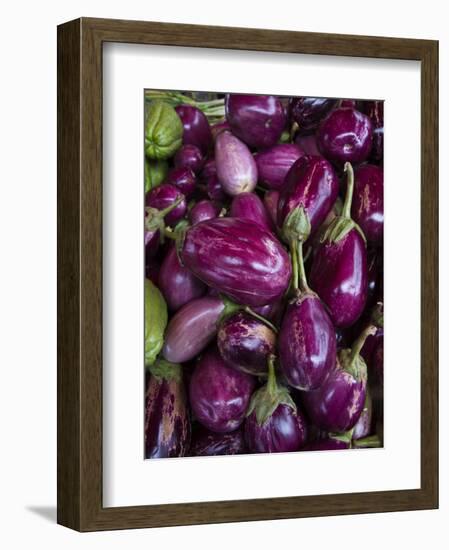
[
  {"left": 179, "top": 217, "right": 292, "bottom": 306},
  {"left": 145, "top": 360, "right": 190, "bottom": 458},
  {"left": 352, "top": 389, "right": 373, "bottom": 440},
  {"left": 351, "top": 164, "right": 384, "bottom": 245},
  {"left": 363, "top": 101, "right": 383, "bottom": 162},
  {"left": 290, "top": 97, "right": 338, "bottom": 133},
  {"left": 189, "top": 427, "right": 246, "bottom": 456},
  {"left": 255, "top": 144, "right": 304, "bottom": 190},
  {"left": 189, "top": 200, "right": 219, "bottom": 225},
  {"left": 190, "top": 348, "right": 256, "bottom": 433},
  {"left": 310, "top": 163, "right": 368, "bottom": 328},
  {"left": 174, "top": 144, "right": 204, "bottom": 174},
  {"left": 230, "top": 192, "right": 274, "bottom": 232},
  {"left": 175, "top": 104, "right": 212, "bottom": 154}
]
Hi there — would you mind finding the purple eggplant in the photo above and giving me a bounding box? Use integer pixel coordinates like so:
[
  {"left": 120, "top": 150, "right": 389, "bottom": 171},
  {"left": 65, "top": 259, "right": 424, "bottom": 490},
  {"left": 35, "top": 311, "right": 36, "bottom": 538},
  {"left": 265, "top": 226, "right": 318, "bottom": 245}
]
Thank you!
[
  {"left": 174, "top": 144, "right": 204, "bottom": 174},
  {"left": 351, "top": 164, "right": 384, "bottom": 245},
  {"left": 164, "top": 166, "right": 197, "bottom": 198},
  {"left": 189, "top": 427, "right": 246, "bottom": 456},
  {"left": 211, "top": 120, "right": 231, "bottom": 141},
  {"left": 252, "top": 299, "right": 284, "bottom": 323},
  {"left": 189, "top": 199, "right": 219, "bottom": 225},
  {"left": 200, "top": 159, "right": 226, "bottom": 202},
  {"left": 352, "top": 389, "right": 373, "bottom": 440},
  {"left": 360, "top": 302, "right": 384, "bottom": 365},
  {"left": 180, "top": 217, "right": 292, "bottom": 306},
  {"left": 255, "top": 144, "right": 304, "bottom": 190},
  {"left": 310, "top": 163, "right": 368, "bottom": 328},
  {"left": 158, "top": 246, "right": 206, "bottom": 311},
  {"left": 295, "top": 133, "right": 321, "bottom": 156},
  {"left": 175, "top": 104, "right": 212, "bottom": 154},
  {"left": 230, "top": 192, "right": 274, "bottom": 232},
  {"left": 363, "top": 101, "right": 383, "bottom": 162},
  {"left": 225, "top": 94, "right": 286, "bottom": 149},
  {"left": 372, "top": 339, "right": 384, "bottom": 385},
  {"left": 290, "top": 97, "right": 338, "bottom": 133},
  {"left": 244, "top": 355, "right": 307, "bottom": 453},
  {"left": 264, "top": 190, "right": 280, "bottom": 228},
  {"left": 277, "top": 155, "right": 339, "bottom": 243},
  {"left": 215, "top": 131, "right": 258, "bottom": 196},
  {"left": 317, "top": 107, "right": 373, "bottom": 165},
  {"left": 162, "top": 296, "right": 238, "bottom": 363},
  {"left": 145, "top": 183, "right": 187, "bottom": 226},
  {"left": 144, "top": 227, "right": 160, "bottom": 259},
  {"left": 217, "top": 311, "right": 276, "bottom": 376},
  {"left": 302, "top": 325, "right": 376, "bottom": 432},
  {"left": 145, "top": 360, "right": 190, "bottom": 458},
  {"left": 301, "top": 438, "right": 350, "bottom": 451},
  {"left": 190, "top": 348, "right": 255, "bottom": 433}
]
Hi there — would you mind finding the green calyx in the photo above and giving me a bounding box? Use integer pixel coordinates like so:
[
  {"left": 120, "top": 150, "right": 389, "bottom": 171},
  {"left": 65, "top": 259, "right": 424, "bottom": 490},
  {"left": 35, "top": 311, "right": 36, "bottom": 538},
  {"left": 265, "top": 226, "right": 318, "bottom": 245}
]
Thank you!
[
  {"left": 144, "top": 90, "right": 225, "bottom": 120},
  {"left": 246, "top": 355, "right": 297, "bottom": 426},
  {"left": 282, "top": 205, "right": 311, "bottom": 244},
  {"left": 145, "top": 100, "right": 183, "bottom": 160},
  {"left": 149, "top": 359, "right": 182, "bottom": 383},
  {"left": 352, "top": 434, "right": 382, "bottom": 448},
  {"left": 371, "top": 301, "right": 384, "bottom": 329},
  {"left": 218, "top": 296, "right": 242, "bottom": 323},
  {"left": 339, "top": 324, "right": 377, "bottom": 382},
  {"left": 328, "top": 429, "right": 354, "bottom": 445}
]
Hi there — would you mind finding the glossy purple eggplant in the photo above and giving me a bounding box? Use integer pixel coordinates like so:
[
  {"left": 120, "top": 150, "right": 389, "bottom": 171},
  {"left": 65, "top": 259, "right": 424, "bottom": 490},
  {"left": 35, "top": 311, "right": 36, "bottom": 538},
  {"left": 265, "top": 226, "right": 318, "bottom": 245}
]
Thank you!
[
  {"left": 158, "top": 246, "right": 206, "bottom": 311},
  {"left": 351, "top": 164, "right": 384, "bottom": 245},
  {"left": 363, "top": 101, "right": 383, "bottom": 162},
  {"left": 189, "top": 427, "right": 246, "bottom": 456},
  {"left": 225, "top": 94, "right": 286, "bottom": 149},
  {"left": 310, "top": 163, "right": 368, "bottom": 328},
  {"left": 290, "top": 97, "right": 338, "bottom": 133},
  {"left": 244, "top": 356, "right": 307, "bottom": 453},
  {"left": 301, "top": 438, "right": 350, "bottom": 451},
  {"left": 189, "top": 199, "right": 219, "bottom": 225},
  {"left": 352, "top": 390, "right": 373, "bottom": 440},
  {"left": 164, "top": 166, "right": 196, "bottom": 198},
  {"left": 211, "top": 120, "right": 230, "bottom": 141},
  {"left": 174, "top": 144, "right": 204, "bottom": 174},
  {"left": 317, "top": 107, "right": 373, "bottom": 165},
  {"left": 180, "top": 217, "right": 292, "bottom": 306},
  {"left": 295, "top": 133, "right": 321, "bottom": 156},
  {"left": 302, "top": 325, "right": 375, "bottom": 432},
  {"left": 145, "top": 183, "right": 187, "bottom": 226},
  {"left": 255, "top": 144, "right": 304, "bottom": 190},
  {"left": 200, "top": 159, "right": 227, "bottom": 202},
  {"left": 162, "top": 296, "right": 238, "bottom": 363},
  {"left": 230, "top": 192, "right": 274, "bottom": 232},
  {"left": 175, "top": 104, "right": 212, "bottom": 154},
  {"left": 144, "top": 227, "right": 160, "bottom": 259},
  {"left": 190, "top": 348, "right": 255, "bottom": 433},
  {"left": 215, "top": 131, "right": 258, "bottom": 196},
  {"left": 145, "top": 360, "right": 190, "bottom": 458},
  {"left": 217, "top": 311, "right": 276, "bottom": 376}
]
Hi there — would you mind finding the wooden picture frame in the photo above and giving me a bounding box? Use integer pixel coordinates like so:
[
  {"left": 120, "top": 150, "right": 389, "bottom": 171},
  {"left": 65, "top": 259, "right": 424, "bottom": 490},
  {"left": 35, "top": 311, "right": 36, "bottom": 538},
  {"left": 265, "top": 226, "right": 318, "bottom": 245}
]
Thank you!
[{"left": 57, "top": 17, "right": 438, "bottom": 531}]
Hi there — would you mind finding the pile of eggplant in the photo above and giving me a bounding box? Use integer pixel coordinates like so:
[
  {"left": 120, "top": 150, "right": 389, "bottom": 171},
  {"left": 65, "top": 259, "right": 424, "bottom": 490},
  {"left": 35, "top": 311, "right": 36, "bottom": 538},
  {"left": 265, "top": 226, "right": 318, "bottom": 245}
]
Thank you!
[{"left": 144, "top": 91, "right": 384, "bottom": 458}]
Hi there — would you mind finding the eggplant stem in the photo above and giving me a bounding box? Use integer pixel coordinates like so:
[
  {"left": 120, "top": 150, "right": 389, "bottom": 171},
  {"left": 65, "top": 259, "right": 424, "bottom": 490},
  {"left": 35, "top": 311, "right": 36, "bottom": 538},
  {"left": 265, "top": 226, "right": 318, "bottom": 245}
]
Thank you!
[
  {"left": 352, "top": 434, "right": 381, "bottom": 448},
  {"left": 158, "top": 195, "right": 184, "bottom": 217},
  {"left": 349, "top": 324, "right": 377, "bottom": 366},
  {"left": 266, "top": 354, "right": 278, "bottom": 396},
  {"left": 290, "top": 239, "right": 299, "bottom": 291},
  {"left": 297, "top": 240, "right": 311, "bottom": 294},
  {"left": 244, "top": 306, "right": 278, "bottom": 334},
  {"left": 342, "top": 162, "right": 355, "bottom": 219}
]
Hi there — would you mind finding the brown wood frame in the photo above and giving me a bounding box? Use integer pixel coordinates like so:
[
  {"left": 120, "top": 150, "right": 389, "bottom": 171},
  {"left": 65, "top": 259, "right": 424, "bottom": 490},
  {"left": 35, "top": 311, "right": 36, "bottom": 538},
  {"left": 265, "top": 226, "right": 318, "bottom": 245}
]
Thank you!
[{"left": 57, "top": 17, "right": 438, "bottom": 532}]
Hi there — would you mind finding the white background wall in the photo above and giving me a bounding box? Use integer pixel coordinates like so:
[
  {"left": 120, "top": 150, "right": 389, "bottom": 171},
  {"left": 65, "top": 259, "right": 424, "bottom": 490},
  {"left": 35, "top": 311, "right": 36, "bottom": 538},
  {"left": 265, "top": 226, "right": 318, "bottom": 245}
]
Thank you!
[{"left": 0, "top": 1, "right": 446, "bottom": 548}]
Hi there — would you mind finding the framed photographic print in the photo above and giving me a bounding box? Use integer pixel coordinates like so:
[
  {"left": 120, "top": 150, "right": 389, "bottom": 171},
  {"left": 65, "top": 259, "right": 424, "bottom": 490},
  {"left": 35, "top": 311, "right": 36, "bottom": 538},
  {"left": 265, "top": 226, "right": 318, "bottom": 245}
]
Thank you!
[{"left": 57, "top": 17, "right": 438, "bottom": 531}]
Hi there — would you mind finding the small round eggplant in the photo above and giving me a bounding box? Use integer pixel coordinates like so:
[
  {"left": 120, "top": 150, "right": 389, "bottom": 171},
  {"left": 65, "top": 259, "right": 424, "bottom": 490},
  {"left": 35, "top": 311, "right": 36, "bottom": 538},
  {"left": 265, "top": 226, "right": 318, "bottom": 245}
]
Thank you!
[
  {"left": 255, "top": 144, "right": 304, "bottom": 190},
  {"left": 145, "top": 183, "right": 187, "bottom": 226},
  {"left": 200, "top": 159, "right": 227, "bottom": 202},
  {"left": 215, "top": 131, "right": 258, "bottom": 196},
  {"left": 217, "top": 311, "right": 276, "bottom": 376},
  {"left": 225, "top": 94, "right": 286, "bottom": 149},
  {"left": 244, "top": 356, "right": 307, "bottom": 453},
  {"left": 164, "top": 166, "right": 197, "bottom": 198},
  {"left": 189, "top": 427, "right": 246, "bottom": 456},
  {"left": 310, "top": 163, "right": 368, "bottom": 328},
  {"left": 230, "top": 192, "right": 274, "bottom": 232},
  {"left": 351, "top": 164, "right": 384, "bottom": 245},
  {"left": 363, "top": 101, "right": 383, "bottom": 162},
  {"left": 190, "top": 348, "right": 255, "bottom": 433},
  {"left": 189, "top": 200, "right": 219, "bottom": 225},
  {"left": 317, "top": 107, "right": 373, "bottom": 165},
  {"left": 174, "top": 144, "right": 204, "bottom": 174},
  {"left": 158, "top": 246, "right": 206, "bottom": 311},
  {"left": 175, "top": 104, "right": 212, "bottom": 154},
  {"left": 264, "top": 190, "right": 280, "bottom": 228},
  {"left": 290, "top": 97, "right": 338, "bottom": 133},
  {"left": 145, "top": 360, "right": 190, "bottom": 458}
]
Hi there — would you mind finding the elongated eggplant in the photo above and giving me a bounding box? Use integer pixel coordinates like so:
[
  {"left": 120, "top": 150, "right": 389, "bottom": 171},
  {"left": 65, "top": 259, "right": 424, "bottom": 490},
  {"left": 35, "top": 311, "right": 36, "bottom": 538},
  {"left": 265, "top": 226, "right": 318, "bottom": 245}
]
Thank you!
[
  {"left": 159, "top": 246, "right": 206, "bottom": 311},
  {"left": 255, "top": 144, "right": 304, "bottom": 190},
  {"left": 245, "top": 356, "right": 307, "bottom": 453},
  {"left": 174, "top": 144, "right": 204, "bottom": 174},
  {"left": 230, "top": 192, "right": 274, "bottom": 232},
  {"left": 317, "top": 107, "right": 373, "bottom": 165},
  {"left": 351, "top": 164, "right": 384, "bottom": 245},
  {"left": 310, "top": 163, "right": 368, "bottom": 328},
  {"left": 190, "top": 348, "right": 255, "bottom": 433},
  {"left": 352, "top": 389, "right": 373, "bottom": 440},
  {"left": 145, "top": 183, "right": 187, "bottom": 226},
  {"left": 145, "top": 360, "right": 190, "bottom": 458},
  {"left": 175, "top": 104, "right": 212, "bottom": 154},
  {"left": 164, "top": 166, "right": 196, "bottom": 198},
  {"left": 363, "top": 101, "right": 383, "bottom": 162},
  {"left": 302, "top": 325, "right": 375, "bottom": 432},
  {"left": 179, "top": 217, "right": 291, "bottom": 306},
  {"left": 189, "top": 427, "right": 246, "bottom": 456},
  {"left": 215, "top": 131, "right": 257, "bottom": 196},
  {"left": 189, "top": 200, "right": 219, "bottom": 225},
  {"left": 217, "top": 311, "right": 276, "bottom": 376},
  {"left": 225, "top": 94, "right": 286, "bottom": 149},
  {"left": 290, "top": 97, "right": 338, "bottom": 133}
]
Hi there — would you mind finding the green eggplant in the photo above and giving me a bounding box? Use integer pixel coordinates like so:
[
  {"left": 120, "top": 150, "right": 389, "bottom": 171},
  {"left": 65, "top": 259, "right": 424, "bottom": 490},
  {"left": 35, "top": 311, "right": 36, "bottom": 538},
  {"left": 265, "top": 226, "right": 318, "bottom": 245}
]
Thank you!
[
  {"left": 145, "top": 101, "right": 183, "bottom": 160},
  {"left": 145, "top": 278, "right": 168, "bottom": 366},
  {"left": 145, "top": 159, "right": 169, "bottom": 192}
]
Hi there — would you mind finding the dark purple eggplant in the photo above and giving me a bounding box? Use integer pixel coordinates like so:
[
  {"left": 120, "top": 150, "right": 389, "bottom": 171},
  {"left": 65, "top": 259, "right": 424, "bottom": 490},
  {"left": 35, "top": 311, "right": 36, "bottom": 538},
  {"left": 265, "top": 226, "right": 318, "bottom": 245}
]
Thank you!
[
  {"left": 301, "top": 438, "right": 350, "bottom": 451},
  {"left": 295, "top": 133, "right": 321, "bottom": 156},
  {"left": 352, "top": 389, "right": 373, "bottom": 440},
  {"left": 145, "top": 360, "right": 190, "bottom": 458},
  {"left": 302, "top": 325, "right": 375, "bottom": 432},
  {"left": 174, "top": 144, "right": 204, "bottom": 174},
  {"left": 244, "top": 355, "right": 307, "bottom": 453},
  {"left": 179, "top": 217, "right": 292, "bottom": 306},
  {"left": 372, "top": 339, "right": 384, "bottom": 385},
  {"left": 158, "top": 245, "right": 206, "bottom": 311},
  {"left": 360, "top": 302, "right": 384, "bottom": 365},
  {"left": 189, "top": 199, "right": 219, "bottom": 225},
  {"left": 255, "top": 144, "right": 304, "bottom": 191},
  {"left": 189, "top": 426, "right": 246, "bottom": 456},
  {"left": 211, "top": 120, "right": 231, "bottom": 141},
  {"left": 164, "top": 166, "right": 197, "bottom": 198},
  {"left": 264, "top": 190, "right": 280, "bottom": 228},
  {"left": 190, "top": 348, "right": 255, "bottom": 433},
  {"left": 175, "top": 104, "right": 212, "bottom": 154},
  {"left": 310, "top": 163, "right": 368, "bottom": 328},
  {"left": 290, "top": 97, "right": 338, "bottom": 133},
  {"left": 363, "top": 101, "right": 383, "bottom": 162},
  {"left": 317, "top": 107, "right": 373, "bottom": 165},
  {"left": 351, "top": 164, "right": 384, "bottom": 245},
  {"left": 215, "top": 130, "right": 257, "bottom": 196},
  {"left": 217, "top": 311, "right": 276, "bottom": 376},
  {"left": 230, "top": 192, "right": 274, "bottom": 232},
  {"left": 225, "top": 94, "right": 286, "bottom": 149},
  {"left": 252, "top": 299, "right": 284, "bottom": 323},
  {"left": 200, "top": 159, "right": 227, "bottom": 202},
  {"left": 144, "top": 227, "right": 160, "bottom": 259},
  {"left": 145, "top": 183, "right": 187, "bottom": 226},
  {"left": 162, "top": 296, "right": 239, "bottom": 363}
]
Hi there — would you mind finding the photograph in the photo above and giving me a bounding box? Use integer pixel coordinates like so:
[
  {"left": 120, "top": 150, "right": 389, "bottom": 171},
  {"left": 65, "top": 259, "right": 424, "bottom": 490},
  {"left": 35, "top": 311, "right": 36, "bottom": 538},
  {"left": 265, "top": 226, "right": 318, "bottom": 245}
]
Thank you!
[{"left": 143, "top": 90, "right": 384, "bottom": 459}]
